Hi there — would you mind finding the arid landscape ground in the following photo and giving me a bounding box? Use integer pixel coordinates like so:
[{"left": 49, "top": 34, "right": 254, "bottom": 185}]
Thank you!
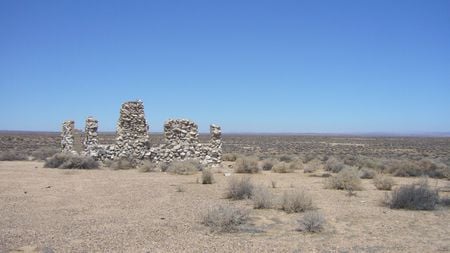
[{"left": 1, "top": 132, "right": 449, "bottom": 252}]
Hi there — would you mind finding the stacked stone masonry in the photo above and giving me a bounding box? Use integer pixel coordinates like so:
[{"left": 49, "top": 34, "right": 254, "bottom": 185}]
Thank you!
[
  {"left": 61, "top": 120, "right": 75, "bottom": 153},
  {"left": 64, "top": 100, "right": 222, "bottom": 165}
]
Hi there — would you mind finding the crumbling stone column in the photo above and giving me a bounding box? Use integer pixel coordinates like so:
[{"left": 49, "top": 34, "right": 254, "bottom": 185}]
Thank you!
[
  {"left": 209, "top": 124, "right": 222, "bottom": 163},
  {"left": 61, "top": 120, "right": 75, "bottom": 153},
  {"left": 115, "top": 100, "right": 149, "bottom": 160},
  {"left": 164, "top": 119, "right": 199, "bottom": 144},
  {"left": 83, "top": 116, "right": 100, "bottom": 157}
]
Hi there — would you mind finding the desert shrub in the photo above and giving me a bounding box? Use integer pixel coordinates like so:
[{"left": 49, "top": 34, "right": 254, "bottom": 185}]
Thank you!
[
  {"left": 261, "top": 159, "right": 275, "bottom": 171},
  {"left": 137, "top": 160, "right": 159, "bottom": 172},
  {"left": 289, "top": 159, "right": 304, "bottom": 170},
  {"left": 0, "top": 150, "right": 28, "bottom": 161},
  {"left": 417, "top": 159, "right": 450, "bottom": 179},
  {"left": 201, "top": 169, "right": 214, "bottom": 184},
  {"left": 272, "top": 162, "right": 294, "bottom": 173},
  {"left": 167, "top": 159, "right": 203, "bottom": 175},
  {"left": 303, "top": 159, "right": 322, "bottom": 173},
  {"left": 158, "top": 162, "right": 170, "bottom": 172},
  {"left": 108, "top": 158, "right": 134, "bottom": 170},
  {"left": 234, "top": 157, "right": 259, "bottom": 174},
  {"left": 359, "top": 168, "right": 376, "bottom": 179},
  {"left": 326, "top": 167, "right": 362, "bottom": 191},
  {"left": 279, "top": 155, "right": 294, "bottom": 163},
  {"left": 222, "top": 153, "right": 239, "bottom": 162},
  {"left": 280, "top": 190, "right": 314, "bottom": 213},
  {"left": 324, "top": 157, "right": 345, "bottom": 173},
  {"left": 252, "top": 185, "right": 273, "bottom": 209},
  {"left": 440, "top": 196, "right": 450, "bottom": 207},
  {"left": 386, "top": 159, "right": 422, "bottom": 177},
  {"left": 31, "top": 147, "right": 59, "bottom": 161},
  {"left": 226, "top": 177, "right": 254, "bottom": 200},
  {"left": 44, "top": 153, "right": 98, "bottom": 169},
  {"left": 386, "top": 179, "right": 439, "bottom": 210},
  {"left": 202, "top": 205, "right": 249, "bottom": 232},
  {"left": 296, "top": 211, "right": 326, "bottom": 233},
  {"left": 384, "top": 159, "right": 449, "bottom": 179},
  {"left": 373, "top": 174, "right": 395, "bottom": 190}
]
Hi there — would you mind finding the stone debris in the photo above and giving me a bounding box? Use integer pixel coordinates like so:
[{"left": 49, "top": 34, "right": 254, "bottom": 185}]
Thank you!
[
  {"left": 61, "top": 120, "right": 75, "bottom": 153},
  {"left": 61, "top": 100, "right": 222, "bottom": 166}
]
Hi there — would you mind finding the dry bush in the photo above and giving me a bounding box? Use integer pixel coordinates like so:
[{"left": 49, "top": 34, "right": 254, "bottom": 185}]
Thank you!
[
  {"left": 226, "top": 177, "right": 254, "bottom": 200},
  {"left": 261, "top": 159, "right": 275, "bottom": 171},
  {"left": 201, "top": 169, "right": 214, "bottom": 184},
  {"left": 303, "top": 159, "right": 322, "bottom": 173},
  {"left": 106, "top": 158, "right": 134, "bottom": 170},
  {"left": 440, "top": 196, "right": 450, "bottom": 207},
  {"left": 296, "top": 211, "right": 326, "bottom": 233},
  {"left": 359, "top": 167, "right": 376, "bottom": 179},
  {"left": 324, "top": 157, "right": 345, "bottom": 173},
  {"left": 279, "top": 155, "right": 294, "bottom": 162},
  {"left": 31, "top": 147, "right": 59, "bottom": 161},
  {"left": 202, "top": 205, "right": 249, "bottom": 232},
  {"left": 272, "top": 162, "right": 294, "bottom": 173},
  {"left": 326, "top": 167, "right": 362, "bottom": 191},
  {"left": 252, "top": 185, "right": 273, "bottom": 209},
  {"left": 44, "top": 153, "right": 99, "bottom": 169},
  {"left": 386, "top": 179, "right": 439, "bottom": 210},
  {"left": 234, "top": 157, "right": 260, "bottom": 174},
  {"left": 158, "top": 162, "right": 170, "bottom": 172},
  {"left": 280, "top": 190, "right": 314, "bottom": 213},
  {"left": 222, "top": 153, "right": 239, "bottom": 162},
  {"left": 167, "top": 159, "right": 203, "bottom": 175},
  {"left": 289, "top": 159, "right": 304, "bottom": 170},
  {"left": 0, "top": 150, "right": 28, "bottom": 161},
  {"left": 373, "top": 174, "right": 395, "bottom": 190},
  {"left": 137, "top": 160, "right": 159, "bottom": 172}
]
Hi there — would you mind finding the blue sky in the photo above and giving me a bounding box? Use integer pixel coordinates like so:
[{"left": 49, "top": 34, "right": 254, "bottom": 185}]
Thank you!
[{"left": 0, "top": 0, "right": 449, "bottom": 133}]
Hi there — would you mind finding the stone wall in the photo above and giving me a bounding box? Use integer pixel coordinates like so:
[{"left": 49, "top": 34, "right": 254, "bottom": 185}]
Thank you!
[
  {"left": 61, "top": 120, "right": 75, "bottom": 153},
  {"left": 61, "top": 100, "right": 222, "bottom": 165}
]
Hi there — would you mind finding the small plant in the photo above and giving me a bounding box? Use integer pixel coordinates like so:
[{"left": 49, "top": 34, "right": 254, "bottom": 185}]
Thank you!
[
  {"left": 359, "top": 168, "right": 376, "bottom": 179},
  {"left": 252, "top": 185, "right": 273, "bottom": 209},
  {"left": 386, "top": 178, "right": 439, "bottom": 210},
  {"left": 234, "top": 157, "right": 260, "bottom": 174},
  {"left": 272, "top": 162, "right": 294, "bottom": 173},
  {"left": 373, "top": 174, "right": 395, "bottom": 190},
  {"left": 137, "top": 160, "right": 159, "bottom": 172},
  {"left": 296, "top": 211, "right": 326, "bottom": 233},
  {"left": 107, "top": 158, "right": 134, "bottom": 170},
  {"left": 261, "top": 159, "right": 275, "bottom": 171},
  {"left": 226, "top": 177, "right": 254, "bottom": 200},
  {"left": 281, "top": 190, "right": 314, "bottom": 213},
  {"left": 167, "top": 159, "right": 203, "bottom": 175},
  {"left": 202, "top": 205, "right": 249, "bottom": 232},
  {"left": 324, "top": 157, "right": 345, "bottom": 173},
  {"left": 0, "top": 150, "right": 28, "bottom": 161},
  {"left": 201, "top": 169, "right": 214, "bottom": 184},
  {"left": 326, "top": 167, "right": 362, "bottom": 191},
  {"left": 222, "top": 153, "right": 239, "bottom": 162},
  {"left": 44, "top": 153, "right": 99, "bottom": 169},
  {"left": 279, "top": 155, "right": 294, "bottom": 163}
]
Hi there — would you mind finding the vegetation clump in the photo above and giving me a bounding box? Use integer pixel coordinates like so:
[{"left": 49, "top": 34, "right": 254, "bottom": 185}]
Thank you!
[
  {"left": 280, "top": 190, "right": 314, "bottom": 213},
  {"left": 0, "top": 150, "right": 28, "bottom": 161},
  {"left": 296, "top": 211, "right": 326, "bottom": 233},
  {"left": 324, "top": 157, "right": 345, "bottom": 173},
  {"left": 202, "top": 205, "right": 249, "bottom": 232},
  {"left": 373, "top": 174, "right": 395, "bottom": 190},
  {"left": 166, "top": 159, "right": 203, "bottom": 175},
  {"left": 326, "top": 167, "right": 362, "bottom": 191},
  {"left": 386, "top": 179, "right": 439, "bottom": 210},
  {"left": 234, "top": 157, "right": 260, "bottom": 174},
  {"left": 226, "top": 177, "right": 254, "bottom": 200},
  {"left": 201, "top": 169, "right": 214, "bottom": 184},
  {"left": 44, "top": 153, "right": 99, "bottom": 169},
  {"left": 252, "top": 185, "right": 273, "bottom": 209}
]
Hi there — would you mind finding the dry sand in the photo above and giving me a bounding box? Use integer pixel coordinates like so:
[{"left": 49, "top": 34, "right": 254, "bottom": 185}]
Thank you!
[{"left": 1, "top": 161, "right": 449, "bottom": 253}]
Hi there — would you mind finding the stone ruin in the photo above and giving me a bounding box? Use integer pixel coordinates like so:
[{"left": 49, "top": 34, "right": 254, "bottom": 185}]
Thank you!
[{"left": 60, "top": 100, "right": 222, "bottom": 165}]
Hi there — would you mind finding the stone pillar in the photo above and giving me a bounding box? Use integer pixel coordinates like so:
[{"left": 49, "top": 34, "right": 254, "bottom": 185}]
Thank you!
[
  {"left": 114, "top": 100, "right": 149, "bottom": 160},
  {"left": 83, "top": 117, "right": 99, "bottom": 155},
  {"left": 61, "top": 120, "right": 75, "bottom": 153},
  {"left": 209, "top": 124, "right": 222, "bottom": 163}
]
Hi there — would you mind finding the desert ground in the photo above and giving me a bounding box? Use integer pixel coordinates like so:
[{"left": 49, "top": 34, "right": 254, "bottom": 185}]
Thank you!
[{"left": 0, "top": 133, "right": 449, "bottom": 252}]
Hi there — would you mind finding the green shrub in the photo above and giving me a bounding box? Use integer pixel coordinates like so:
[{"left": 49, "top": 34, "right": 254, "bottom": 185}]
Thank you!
[
  {"left": 202, "top": 205, "right": 249, "bottom": 232},
  {"left": 359, "top": 168, "right": 376, "bottom": 179},
  {"left": 167, "top": 159, "right": 203, "bottom": 175},
  {"left": 386, "top": 179, "right": 439, "bottom": 210},
  {"left": 326, "top": 167, "right": 362, "bottom": 191},
  {"left": 44, "top": 153, "right": 99, "bottom": 169},
  {"left": 296, "top": 211, "right": 326, "bottom": 233},
  {"left": 281, "top": 190, "right": 314, "bottom": 213},
  {"left": 252, "top": 185, "right": 273, "bottom": 209},
  {"left": 201, "top": 169, "right": 214, "bottom": 184},
  {"left": 234, "top": 157, "right": 259, "bottom": 174},
  {"left": 373, "top": 174, "right": 395, "bottom": 190},
  {"left": 324, "top": 157, "right": 345, "bottom": 173},
  {"left": 226, "top": 177, "right": 254, "bottom": 200},
  {"left": 0, "top": 150, "right": 28, "bottom": 161}
]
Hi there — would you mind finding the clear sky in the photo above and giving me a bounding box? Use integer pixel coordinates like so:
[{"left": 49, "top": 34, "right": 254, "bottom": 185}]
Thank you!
[{"left": 0, "top": 0, "right": 449, "bottom": 133}]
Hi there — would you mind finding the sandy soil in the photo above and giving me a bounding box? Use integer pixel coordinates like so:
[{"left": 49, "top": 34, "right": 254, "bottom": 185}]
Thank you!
[{"left": 1, "top": 161, "right": 449, "bottom": 253}]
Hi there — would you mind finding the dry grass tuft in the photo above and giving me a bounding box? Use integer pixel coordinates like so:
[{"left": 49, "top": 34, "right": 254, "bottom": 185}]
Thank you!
[
  {"left": 281, "top": 190, "right": 314, "bottom": 213},
  {"left": 296, "top": 211, "right": 326, "bottom": 233},
  {"left": 202, "top": 205, "right": 249, "bottom": 232},
  {"left": 234, "top": 157, "right": 260, "bottom": 174},
  {"left": 373, "top": 174, "right": 395, "bottom": 190},
  {"left": 201, "top": 169, "right": 214, "bottom": 184},
  {"left": 44, "top": 153, "right": 99, "bottom": 169},
  {"left": 252, "top": 185, "right": 273, "bottom": 209},
  {"left": 326, "top": 167, "right": 362, "bottom": 191},
  {"left": 226, "top": 177, "right": 254, "bottom": 200},
  {"left": 167, "top": 159, "right": 203, "bottom": 175},
  {"left": 386, "top": 178, "right": 439, "bottom": 210}
]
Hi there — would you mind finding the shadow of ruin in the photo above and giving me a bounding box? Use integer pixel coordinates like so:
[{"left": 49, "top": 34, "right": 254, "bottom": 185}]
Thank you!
[{"left": 61, "top": 100, "right": 222, "bottom": 165}]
